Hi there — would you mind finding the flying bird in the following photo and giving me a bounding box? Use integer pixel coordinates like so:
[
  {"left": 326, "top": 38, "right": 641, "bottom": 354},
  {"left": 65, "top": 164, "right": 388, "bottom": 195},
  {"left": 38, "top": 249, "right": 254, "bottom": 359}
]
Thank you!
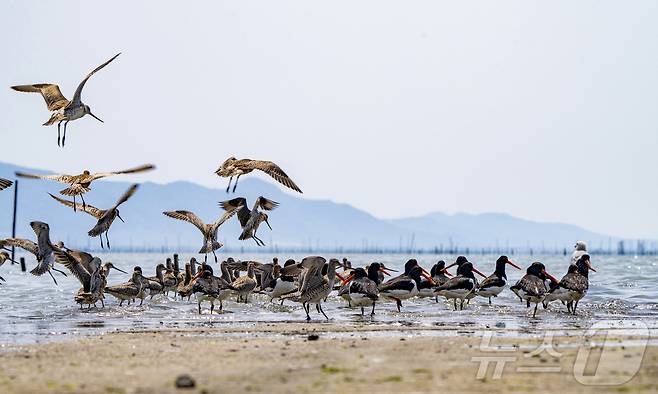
[
  {"left": 0, "top": 222, "right": 68, "bottom": 285},
  {"left": 215, "top": 157, "right": 302, "bottom": 194},
  {"left": 219, "top": 196, "right": 278, "bottom": 246},
  {"left": 48, "top": 184, "right": 139, "bottom": 249},
  {"left": 16, "top": 164, "right": 154, "bottom": 211},
  {"left": 0, "top": 178, "right": 12, "bottom": 191},
  {"left": 162, "top": 207, "right": 240, "bottom": 263},
  {"left": 11, "top": 53, "right": 121, "bottom": 147}
]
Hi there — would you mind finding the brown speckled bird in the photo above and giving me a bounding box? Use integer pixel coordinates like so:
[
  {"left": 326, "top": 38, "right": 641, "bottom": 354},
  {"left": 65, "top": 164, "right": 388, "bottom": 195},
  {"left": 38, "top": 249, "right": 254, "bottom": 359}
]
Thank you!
[
  {"left": 11, "top": 53, "right": 121, "bottom": 147},
  {"left": 215, "top": 157, "right": 302, "bottom": 194},
  {"left": 16, "top": 164, "right": 153, "bottom": 211}
]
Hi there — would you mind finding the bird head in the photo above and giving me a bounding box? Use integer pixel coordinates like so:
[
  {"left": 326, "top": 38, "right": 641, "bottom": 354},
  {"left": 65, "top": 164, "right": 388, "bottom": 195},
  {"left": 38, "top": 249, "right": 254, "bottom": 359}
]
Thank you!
[{"left": 84, "top": 105, "right": 104, "bottom": 123}]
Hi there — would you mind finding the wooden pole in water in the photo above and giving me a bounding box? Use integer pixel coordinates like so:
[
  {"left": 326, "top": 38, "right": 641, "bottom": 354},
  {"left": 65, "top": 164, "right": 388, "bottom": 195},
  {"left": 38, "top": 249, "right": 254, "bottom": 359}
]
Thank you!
[
  {"left": 11, "top": 180, "right": 18, "bottom": 265},
  {"left": 19, "top": 257, "right": 26, "bottom": 272}
]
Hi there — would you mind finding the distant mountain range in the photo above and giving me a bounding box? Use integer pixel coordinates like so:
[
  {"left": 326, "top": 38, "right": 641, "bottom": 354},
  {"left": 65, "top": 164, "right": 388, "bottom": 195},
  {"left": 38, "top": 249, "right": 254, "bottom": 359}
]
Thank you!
[{"left": 0, "top": 161, "right": 616, "bottom": 252}]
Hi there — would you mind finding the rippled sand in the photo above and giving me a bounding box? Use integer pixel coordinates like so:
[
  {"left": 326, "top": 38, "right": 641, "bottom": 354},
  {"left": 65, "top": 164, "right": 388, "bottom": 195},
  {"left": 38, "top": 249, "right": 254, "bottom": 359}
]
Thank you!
[{"left": 0, "top": 323, "right": 656, "bottom": 393}]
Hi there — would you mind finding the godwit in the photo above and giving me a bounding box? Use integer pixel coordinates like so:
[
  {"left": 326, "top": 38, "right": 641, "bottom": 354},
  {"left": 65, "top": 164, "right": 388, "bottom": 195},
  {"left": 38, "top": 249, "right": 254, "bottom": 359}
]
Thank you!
[
  {"left": 379, "top": 260, "right": 432, "bottom": 312},
  {"left": 281, "top": 256, "right": 342, "bottom": 321},
  {"left": 11, "top": 53, "right": 121, "bottom": 147},
  {"left": 144, "top": 264, "right": 168, "bottom": 299},
  {"left": 215, "top": 157, "right": 302, "bottom": 193},
  {"left": 53, "top": 247, "right": 106, "bottom": 308},
  {"left": 545, "top": 254, "right": 596, "bottom": 314},
  {"left": 105, "top": 271, "right": 144, "bottom": 307},
  {"left": 219, "top": 196, "right": 278, "bottom": 246},
  {"left": 0, "top": 251, "right": 18, "bottom": 283},
  {"left": 49, "top": 184, "right": 139, "bottom": 249},
  {"left": 510, "top": 262, "right": 559, "bottom": 317},
  {"left": 176, "top": 262, "right": 194, "bottom": 299},
  {"left": 130, "top": 266, "right": 151, "bottom": 305},
  {"left": 162, "top": 258, "right": 178, "bottom": 296},
  {"left": 477, "top": 256, "right": 521, "bottom": 304},
  {"left": 340, "top": 264, "right": 387, "bottom": 315},
  {"left": 228, "top": 262, "right": 258, "bottom": 302},
  {"left": 0, "top": 222, "right": 68, "bottom": 285},
  {"left": 162, "top": 207, "right": 239, "bottom": 262},
  {"left": 0, "top": 178, "right": 12, "bottom": 191},
  {"left": 16, "top": 164, "right": 154, "bottom": 211}
]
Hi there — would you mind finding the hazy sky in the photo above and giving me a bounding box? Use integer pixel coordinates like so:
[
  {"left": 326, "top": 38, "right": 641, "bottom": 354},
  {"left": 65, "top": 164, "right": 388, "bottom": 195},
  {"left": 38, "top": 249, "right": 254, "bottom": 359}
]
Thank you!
[{"left": 1, "top": 1, "right": 656, "bottom": 238}]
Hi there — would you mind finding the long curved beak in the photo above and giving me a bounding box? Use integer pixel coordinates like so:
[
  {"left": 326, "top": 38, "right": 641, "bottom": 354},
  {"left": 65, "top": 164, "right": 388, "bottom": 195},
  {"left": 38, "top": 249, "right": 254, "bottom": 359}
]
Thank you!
[
  {"left": 113, "top": 266, "right": 128, "bottom": 274},
  {"left": 444, "top": 262, "right": 458, "bottom": 270},
  {"left": 265, "top": 219, "right": 272, "bottom": 230},
  {"left": 381, "top": 265, "right": 398, "bottom": 273},
  {"left": 507, "top": 260, "right": 522, "bottom": 270},
  {"left": 335, "top": 272, "right": 346, "bottom": 282},
  {"left": 89, "top": 112, "right": 104, "bottom": 123}
]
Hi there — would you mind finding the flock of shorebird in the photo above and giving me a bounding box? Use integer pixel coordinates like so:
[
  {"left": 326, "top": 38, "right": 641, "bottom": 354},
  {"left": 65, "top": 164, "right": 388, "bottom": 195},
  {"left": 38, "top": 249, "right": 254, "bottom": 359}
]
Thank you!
[{"left": 1, "top": 54, "right": 596, "bottom": 320}]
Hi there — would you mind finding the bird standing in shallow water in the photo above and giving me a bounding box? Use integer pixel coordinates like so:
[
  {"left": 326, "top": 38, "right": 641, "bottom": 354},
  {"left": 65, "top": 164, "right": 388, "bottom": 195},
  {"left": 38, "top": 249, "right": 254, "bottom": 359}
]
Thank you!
[
  {"left": 49, "top": 184, "right": 139, "bottom": 249},
  {"left": 510, "top": 262, "right": 559, "bottom": 317},
  {"left": 11, "top": 53, "right": 121, "bottom": 147},
  {"left": 545, "top": 254, "right": 596, "bottom": 314},
  {"left": 219, "top": 196, "right": 278, "bottom": 246},
  {"left": 215, "top": 157, "right": 302, "bottom": 193},
  {"left": 379, "top": 259, "right": 433, "bottom": 312},
  {"left": 16, "top": 164, "right": 154, "bottom": 211},
  {"left": 477, "top": 256, "right": 521, "bottom": 304},
  {"left": 162, "top": 206, "right": 240, "bottom": 263}
]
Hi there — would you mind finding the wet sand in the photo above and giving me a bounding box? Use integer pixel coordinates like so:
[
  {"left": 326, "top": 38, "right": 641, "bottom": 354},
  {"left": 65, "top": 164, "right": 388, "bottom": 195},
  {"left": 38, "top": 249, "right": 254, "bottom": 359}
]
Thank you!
[{"left": 0, "top": 323, "right": 656, "bottom": 393}]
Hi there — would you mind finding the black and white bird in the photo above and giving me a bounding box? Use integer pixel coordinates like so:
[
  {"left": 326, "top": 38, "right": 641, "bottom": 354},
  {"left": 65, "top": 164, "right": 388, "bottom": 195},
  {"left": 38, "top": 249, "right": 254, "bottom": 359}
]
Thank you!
[
  {"left": 477, "top": 256, "right": 521, "bottom": 304},
  {"left": 510, "top": 262, "right": 559, "bottom": 317},
  {"left": 340, "top": 264, "right": 385, "bottom": 316},
  {"left": 379, "top": 259, "right": 433, "bottom": 312},
  {"left": 545, "top": 254, "right": 596, "bottom": 314},
  {"left": 434, "top": 261, "right": 481, "bottom": 310}
]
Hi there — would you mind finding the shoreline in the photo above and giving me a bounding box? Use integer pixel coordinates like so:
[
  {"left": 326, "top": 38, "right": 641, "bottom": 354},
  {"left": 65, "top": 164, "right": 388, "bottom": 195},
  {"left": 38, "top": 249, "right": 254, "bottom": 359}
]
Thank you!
[{"left": 1, "top": 323, "right": 656, "bottom": 393}]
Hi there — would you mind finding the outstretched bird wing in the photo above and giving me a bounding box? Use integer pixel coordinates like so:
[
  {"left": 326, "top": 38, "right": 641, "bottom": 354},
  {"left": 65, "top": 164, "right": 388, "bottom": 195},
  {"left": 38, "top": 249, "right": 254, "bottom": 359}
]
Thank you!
[
  {"left": 255, "top": 196, "right": 279, "bottom": 211},
  {"left": 16, "top": 171, "right": 79, "bottom": 184},
  {"left": 249, "top": 160, "right": 303, "bottom": 193},
  {"left": 70, "top": 53, "right": 121, "bottom": 106},
  {"left": 163, "top": 210, "right": 207, "bottom": 234},
  {"left": 53, "top": 249, "right": 92, "bottom": 290},
  {"left": 11, "top": 84, "right": 69, "bottom": 111},
  {"left": 211, "top": 207, "right": 240, "bottom": 235},
  {"left": 298, "top": 256, "right": 326, "bottom": 293},
  {"left": 110, "top": 184, "right": 139, "bottom": 210},
  {"left": 218, "top": 198, "right": 250, "bottom": 227},
  {"left": 48, "top": 193, "right": 105, "bottom": 219},
  {"left": 0, "top": 238, "right": 38, "bottom": 256},
  {"left": 91, "top": 164, "right": 155, "bottom": 181},
  {"left": 0, "top": 178, "right": 12, "bottom": 190}
]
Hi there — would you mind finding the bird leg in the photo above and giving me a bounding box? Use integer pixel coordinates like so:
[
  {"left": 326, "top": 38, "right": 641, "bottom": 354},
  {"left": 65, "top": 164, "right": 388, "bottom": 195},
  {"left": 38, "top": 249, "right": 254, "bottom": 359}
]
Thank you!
[
  {"left": 47, "top": 269, "right": 59, "bottom": 286},
  {"left": 225, "top": 177, "right": 233, "bottom": 193},
  {"left": 232, "top": 175, "right": 240, "bottom": 193},
  {"left": 319, "top": 303, "right": 329, "bottom": 320},
  {"left": 52, "top": 266, "right": 68, "bottom": 277},
  {"left": 198, "top": 302, "right": 202, "bottom": 314},
  {"left": 73, "top": 194, "right": 77, "bottom": 212},
  {"left": 212, "top": 249, "right": 218, "bottom": 263},
  {"left": 57, "top": 121, "right": 63, "bottom": 147},
  {"left": 371, "top": 302, "right": 376, "bottom": 316},
  {"left": 533, "top": 303, "right": 538, "bottom": 318},
  {"left": 100, "top": 236, "right": 104, "bottom": 250},
  {"left": 210, "top": 302, "right": 215, "bottom": 315},
  {"left": 106, "top": 232, "right": 111, "bottom": 249},
  {"left": 489, "top": 297, "right": 492, "bottom": 305},
  {"left": 81, "top": 194, "right": 87, "bottom": 211},
  {"left": 204, "top": 254, "right": 208, "bottom": 264},
  {"left": 453, "top": 299, "right": 457, "bottom": 311},
  {"left": 62, "top": 121, "right": 69, "bottom": 147},
  {"left": 573, "top": 301, "right": 579, "bottom": 314},
  {"left": 119, "top": 300, "right": 124, "bottom": 307},
  {"left": 304, "top": 302, "right": 311, "bottom": 321},
  {"left": 360, "top": 306, "right": 365, "bottom": 316},
  {"left": 254, "top": 235, "right": 265, "bottom": 246}
]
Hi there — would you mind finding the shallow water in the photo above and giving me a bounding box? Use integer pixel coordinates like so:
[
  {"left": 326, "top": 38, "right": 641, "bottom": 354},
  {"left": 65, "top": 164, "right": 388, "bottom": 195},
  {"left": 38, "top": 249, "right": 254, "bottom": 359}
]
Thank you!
[{"left": 1, "top": 253, "right": 657, "bottom": 344}]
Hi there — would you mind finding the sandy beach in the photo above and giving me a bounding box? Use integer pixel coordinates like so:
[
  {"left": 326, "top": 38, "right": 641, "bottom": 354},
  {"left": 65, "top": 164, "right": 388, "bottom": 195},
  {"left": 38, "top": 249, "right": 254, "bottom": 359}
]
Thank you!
[{"left": 0, "top": 323, "right": 655, "bottom": 394}]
